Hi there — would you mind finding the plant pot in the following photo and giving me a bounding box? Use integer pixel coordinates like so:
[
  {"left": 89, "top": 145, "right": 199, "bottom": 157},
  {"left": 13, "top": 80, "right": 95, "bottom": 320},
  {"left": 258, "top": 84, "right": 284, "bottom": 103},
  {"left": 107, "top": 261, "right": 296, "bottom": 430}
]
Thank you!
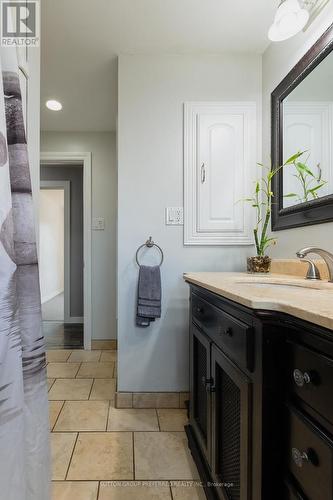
[{"left": 247, "top": 255, "right": 271, "bottom": 274}]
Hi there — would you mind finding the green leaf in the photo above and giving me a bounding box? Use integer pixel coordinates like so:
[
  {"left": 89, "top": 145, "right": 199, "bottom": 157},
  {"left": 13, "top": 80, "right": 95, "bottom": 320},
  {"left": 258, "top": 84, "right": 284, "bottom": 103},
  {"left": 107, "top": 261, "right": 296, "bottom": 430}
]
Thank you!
[
  {"left": 308, "top": 182, "right": 326, "bottom": 194},
  {"left": 295, "top": 162, "right": 315, "bottom": 177},
  {"left": 255, "top": 181, "right": 260, "bottom": 193},
  {"left": 283, "top": 193, "right": 298, "bottom": 198},
  {"left": 284, "top": 151, "right": 306, "bottom": 165}
]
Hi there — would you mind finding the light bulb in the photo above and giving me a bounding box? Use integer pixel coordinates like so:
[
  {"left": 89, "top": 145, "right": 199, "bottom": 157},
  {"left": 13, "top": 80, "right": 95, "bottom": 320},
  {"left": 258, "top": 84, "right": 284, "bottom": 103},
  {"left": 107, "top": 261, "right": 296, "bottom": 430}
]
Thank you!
[{"left": 268, "top": 0, "right": 309, "bottom": 42}]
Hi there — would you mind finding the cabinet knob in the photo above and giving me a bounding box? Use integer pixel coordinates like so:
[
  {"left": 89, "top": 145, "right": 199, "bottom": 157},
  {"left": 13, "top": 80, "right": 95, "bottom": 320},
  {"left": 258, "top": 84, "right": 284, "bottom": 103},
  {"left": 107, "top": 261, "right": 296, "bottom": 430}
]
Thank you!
[
  {"left": 196, "top": 306, "right": 204, "bottom": 314},
  {"left": 292, "top": 448, "right": 309, "bottom": 468},
  {"left": 221, "top": 327, "right": 233, "bottom": 337},
  {"left": 293, "top": 369, "right": 312, "bottom": 387}
]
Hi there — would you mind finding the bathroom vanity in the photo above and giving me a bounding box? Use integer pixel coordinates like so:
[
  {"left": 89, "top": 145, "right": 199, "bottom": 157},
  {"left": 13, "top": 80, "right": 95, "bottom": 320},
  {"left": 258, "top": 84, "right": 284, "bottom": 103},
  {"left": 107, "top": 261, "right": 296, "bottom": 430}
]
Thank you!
[{"left": 184, "top": 272, "right": 333, "bottom": 500}]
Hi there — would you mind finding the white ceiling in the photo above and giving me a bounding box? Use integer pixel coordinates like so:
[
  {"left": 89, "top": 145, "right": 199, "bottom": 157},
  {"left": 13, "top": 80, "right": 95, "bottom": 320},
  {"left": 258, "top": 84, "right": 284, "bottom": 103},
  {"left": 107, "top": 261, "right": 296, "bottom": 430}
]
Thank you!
[{"left": 41, "top": 0, "right": 277, "bottom": 132}]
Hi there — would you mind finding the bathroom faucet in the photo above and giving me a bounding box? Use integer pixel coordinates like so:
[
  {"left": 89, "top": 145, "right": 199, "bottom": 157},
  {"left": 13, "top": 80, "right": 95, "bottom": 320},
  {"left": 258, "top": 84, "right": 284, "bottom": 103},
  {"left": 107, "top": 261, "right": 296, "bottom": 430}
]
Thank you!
[{"left": 296, "top": 247, "right": 333, "bottom": 282}]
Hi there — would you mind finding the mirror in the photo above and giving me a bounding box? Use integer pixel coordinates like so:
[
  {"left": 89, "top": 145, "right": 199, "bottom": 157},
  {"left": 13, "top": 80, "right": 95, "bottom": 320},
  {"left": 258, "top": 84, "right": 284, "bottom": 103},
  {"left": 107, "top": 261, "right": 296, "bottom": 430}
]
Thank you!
[{"left": 271, "top": 23, "right": 333, "bottom": 230}]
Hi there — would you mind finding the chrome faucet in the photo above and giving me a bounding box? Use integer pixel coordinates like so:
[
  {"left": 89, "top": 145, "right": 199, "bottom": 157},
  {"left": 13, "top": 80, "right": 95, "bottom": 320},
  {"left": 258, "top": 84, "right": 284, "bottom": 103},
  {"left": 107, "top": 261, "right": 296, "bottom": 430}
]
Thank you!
[{"left": 296, "top": 247, "right": 333, "bottom": 282}]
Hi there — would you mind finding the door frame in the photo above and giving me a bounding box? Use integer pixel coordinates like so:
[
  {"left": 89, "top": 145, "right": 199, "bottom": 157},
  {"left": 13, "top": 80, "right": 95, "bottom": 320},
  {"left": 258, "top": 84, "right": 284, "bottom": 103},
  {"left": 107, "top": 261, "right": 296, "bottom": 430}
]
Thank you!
[
  {"left": 40, "top": 152, "right": 92, "bottom": 350},
  {"left": 40, "top": 180, "right": 71, "bottom": 323}
]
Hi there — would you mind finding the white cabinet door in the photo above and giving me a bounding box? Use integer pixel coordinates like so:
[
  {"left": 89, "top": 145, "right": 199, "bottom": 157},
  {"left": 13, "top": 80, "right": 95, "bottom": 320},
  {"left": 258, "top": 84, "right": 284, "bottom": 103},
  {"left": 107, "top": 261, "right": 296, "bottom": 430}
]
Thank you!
[
  {"left": 283, "top": 102, "right": 332, "bottom": 207},
  {"left": 184, "top": 102, "right": 256, "bottom": 245}
]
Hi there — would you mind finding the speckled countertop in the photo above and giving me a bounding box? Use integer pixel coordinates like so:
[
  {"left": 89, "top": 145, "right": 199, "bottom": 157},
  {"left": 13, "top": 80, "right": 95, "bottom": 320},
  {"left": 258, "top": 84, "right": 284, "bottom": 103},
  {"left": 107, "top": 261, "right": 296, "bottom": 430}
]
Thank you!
[{"left": 184, "top": 270, "right": 333, "bottom": 331}]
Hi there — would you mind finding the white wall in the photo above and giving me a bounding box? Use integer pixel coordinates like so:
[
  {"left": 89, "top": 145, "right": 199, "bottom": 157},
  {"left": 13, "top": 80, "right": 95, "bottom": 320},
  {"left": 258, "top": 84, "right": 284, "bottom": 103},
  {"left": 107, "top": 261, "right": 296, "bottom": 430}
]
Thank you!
[
  {"left": 39, "top": 189, "right": 64, "bottom": 303},
  {"left": 117, "top": 54, "right": 262, "bottom": 392},
  {"left": 40, "top": 132, "right": 117, "bottom": 340},
  {"left": 263, "top": 5, "right": 333, "bottom": 257}
]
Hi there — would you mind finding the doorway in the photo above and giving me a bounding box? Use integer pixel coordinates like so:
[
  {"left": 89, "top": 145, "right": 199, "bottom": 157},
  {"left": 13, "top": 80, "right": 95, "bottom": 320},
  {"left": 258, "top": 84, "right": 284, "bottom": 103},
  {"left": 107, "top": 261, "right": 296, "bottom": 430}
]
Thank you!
[
  {"left": 39, "top": 153, "right": 92, "bottom": 349},
  {"left": 40, "top": 183, "right": 69, "bottom": 323}
]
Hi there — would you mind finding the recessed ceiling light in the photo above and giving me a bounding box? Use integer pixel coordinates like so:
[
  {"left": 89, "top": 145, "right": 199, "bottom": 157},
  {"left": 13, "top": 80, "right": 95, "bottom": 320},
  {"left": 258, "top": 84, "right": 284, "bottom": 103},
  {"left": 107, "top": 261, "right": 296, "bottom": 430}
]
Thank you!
[
  {"left": 46, "top": 99, "right": 62, "bottom": 111},
  {"left": 268, "top": 0, "right": 309, "bottom": 42}
]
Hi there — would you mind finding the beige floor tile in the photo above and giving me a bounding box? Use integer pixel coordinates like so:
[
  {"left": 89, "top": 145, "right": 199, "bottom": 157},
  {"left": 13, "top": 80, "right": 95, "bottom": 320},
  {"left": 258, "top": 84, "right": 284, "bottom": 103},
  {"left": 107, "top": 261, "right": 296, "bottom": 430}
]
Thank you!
[
  {"left": 89, "top": 379, "right": 116, "bottom": 400},
  {"left": 98, "top": 481, "right": 171, "bottom": 499},
  {"left": 54, "top": 400, "right": 109, "bottom": 431},
  {"left": 157, "top": 409, "right": 188, "bottom": 431},
  {"left": 134, "top": 432, "right": 199, "bottom": 480},
  {"left": 48, "top": 378, "right": 55, "bottom": 391},
  {"left": 68, "top": 350, "right": 101, "bottom": 362},
  {"left": 49, "top": 401, "right": 64, "bottom": 430},
  {"left": 52, "top": 481, "right": 98, "bottom": 500},
  {"left": 67, "top": 432, "right": 133, "bottom": 480},
  {"left": 108, "top": 408, "right": 159, "bottom": 431},
  {"left": 100, "top": 351, "right": 117, "bottom": 362},
  {"left": 171, "top": 483, "right": 206, "bottom": 500},
  {"left": 92, "top": 340, "right": 116, "bottom": 350},
  {"left": 46, "top": 350, "right": 72, "bottom": 363},
  {"left": 47, "top": 362, "right": 81, "bottom": 379},
  {"left": 51, "top": 432, "right": 77, "bottom": 480},
  {"left": 49, "top": 378, "right": 93, "bottom": 400},
  {"left": 77, "top": 362, "right": 114, "bottom": 379}
]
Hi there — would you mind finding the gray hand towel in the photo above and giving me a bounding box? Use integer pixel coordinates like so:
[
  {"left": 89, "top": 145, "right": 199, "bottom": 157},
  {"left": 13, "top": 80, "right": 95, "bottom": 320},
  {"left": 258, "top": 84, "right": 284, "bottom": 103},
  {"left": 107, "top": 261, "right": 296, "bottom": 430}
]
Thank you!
[{"left": 136, "top": 265, "right": 161, "bottom": 327}]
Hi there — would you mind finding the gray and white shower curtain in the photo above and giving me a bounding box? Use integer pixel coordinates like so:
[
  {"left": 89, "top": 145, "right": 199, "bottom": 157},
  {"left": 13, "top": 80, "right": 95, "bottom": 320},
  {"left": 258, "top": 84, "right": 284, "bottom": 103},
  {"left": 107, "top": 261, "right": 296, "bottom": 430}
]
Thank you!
[{"left": 0, "top": 48, "right": 50, "bottom": 499}]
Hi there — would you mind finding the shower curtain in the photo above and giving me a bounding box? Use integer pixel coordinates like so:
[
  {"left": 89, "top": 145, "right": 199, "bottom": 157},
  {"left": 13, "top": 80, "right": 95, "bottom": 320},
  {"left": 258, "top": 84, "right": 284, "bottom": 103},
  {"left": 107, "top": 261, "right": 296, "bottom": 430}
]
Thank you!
[{"left": 0, "top": 48, "right": 50, "bottom": 499}]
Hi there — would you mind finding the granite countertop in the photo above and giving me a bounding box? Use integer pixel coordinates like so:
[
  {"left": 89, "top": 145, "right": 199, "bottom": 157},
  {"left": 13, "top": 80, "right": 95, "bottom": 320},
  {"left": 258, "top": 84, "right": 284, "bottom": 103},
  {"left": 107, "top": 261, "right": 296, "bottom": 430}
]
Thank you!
[{"left": 183, "top": 271, "right": 333, "bottom": 331}]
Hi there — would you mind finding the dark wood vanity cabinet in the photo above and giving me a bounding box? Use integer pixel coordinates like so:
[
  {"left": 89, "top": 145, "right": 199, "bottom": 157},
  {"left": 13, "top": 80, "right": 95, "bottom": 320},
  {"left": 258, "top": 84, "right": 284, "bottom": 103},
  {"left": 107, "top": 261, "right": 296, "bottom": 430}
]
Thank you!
[{"left": 186, "top": 284, "right": 333, "bottom": 500}]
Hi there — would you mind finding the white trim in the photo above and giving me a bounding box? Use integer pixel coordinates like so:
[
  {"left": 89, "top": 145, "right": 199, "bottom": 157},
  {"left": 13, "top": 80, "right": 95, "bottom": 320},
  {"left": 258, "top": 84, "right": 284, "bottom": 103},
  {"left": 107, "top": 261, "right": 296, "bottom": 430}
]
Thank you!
[
  {"left": 40, "top": 180, "right": 71, "bottom": 322},
  {"left": 40, "top": 152, "right": 92, "bottom": 350},
  {"left": 66, "top": 316, "right": 84, "bottom": 324},
  {"left": 183, "top": 101, "right": 257, "bottom": 246}
]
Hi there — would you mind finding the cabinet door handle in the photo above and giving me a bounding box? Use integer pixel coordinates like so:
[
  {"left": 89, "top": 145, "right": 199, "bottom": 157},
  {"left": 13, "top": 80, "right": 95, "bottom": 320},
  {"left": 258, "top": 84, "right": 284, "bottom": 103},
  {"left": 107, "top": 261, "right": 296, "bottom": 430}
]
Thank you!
[
  {"left": 292, "top": 448, "right": 309, "bottom": 468},
  {"left": 201, "top": 163, "right": 206, "bottom": 184},
  {"left": 202, "top": 377, "right": 215, "bottom": 392},
  {"left": 293, "top": 369, "right": 312, "bottom": 387}
]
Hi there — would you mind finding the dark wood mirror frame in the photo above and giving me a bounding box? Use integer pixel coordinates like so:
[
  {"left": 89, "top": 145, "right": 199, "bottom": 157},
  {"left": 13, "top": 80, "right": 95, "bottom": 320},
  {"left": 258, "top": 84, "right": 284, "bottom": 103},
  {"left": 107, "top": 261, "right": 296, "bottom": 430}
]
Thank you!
[{"left": 271, "top": 22, "right": 333, "bottom": 231}]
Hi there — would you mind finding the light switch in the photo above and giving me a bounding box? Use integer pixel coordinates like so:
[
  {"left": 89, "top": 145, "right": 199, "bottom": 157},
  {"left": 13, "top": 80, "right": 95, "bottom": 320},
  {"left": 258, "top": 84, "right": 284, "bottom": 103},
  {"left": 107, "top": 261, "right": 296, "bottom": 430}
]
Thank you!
[
  {"left": 92, "top": 217, "right": 105, "bottom": 230},
  {"left": 165, "top": 207, "right": 184, "bottom": 225}
]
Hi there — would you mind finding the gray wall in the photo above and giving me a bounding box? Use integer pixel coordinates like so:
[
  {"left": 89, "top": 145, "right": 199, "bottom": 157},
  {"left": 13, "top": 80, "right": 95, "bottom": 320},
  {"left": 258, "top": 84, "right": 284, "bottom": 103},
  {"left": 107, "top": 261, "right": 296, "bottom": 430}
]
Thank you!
[
  {"left": 117, "top": 54, "right": 262, "bottom": 392},
  {"left": 40, "top": 165, "right": 83, "bottom": 317},
  {"left": 262, "top": 3, "right": 333, "bottom": 259}
]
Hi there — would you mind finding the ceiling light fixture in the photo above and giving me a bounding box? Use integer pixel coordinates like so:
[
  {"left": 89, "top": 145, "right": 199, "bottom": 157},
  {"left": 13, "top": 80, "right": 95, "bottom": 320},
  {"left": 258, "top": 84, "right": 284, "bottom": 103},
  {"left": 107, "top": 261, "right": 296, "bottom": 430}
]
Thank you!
[
  {"left": 268, "top": 0, "right": 310, "bottom": 41},
  {"left": 46, "top": 99, "right": 62, "bottom": 111}
]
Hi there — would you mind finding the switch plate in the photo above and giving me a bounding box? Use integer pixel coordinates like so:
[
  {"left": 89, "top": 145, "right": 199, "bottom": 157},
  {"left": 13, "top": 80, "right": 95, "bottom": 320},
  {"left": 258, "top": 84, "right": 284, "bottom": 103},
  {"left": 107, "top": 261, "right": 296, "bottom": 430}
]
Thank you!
[
  {"left": 92, "top": 217, "right": 105, "bottom": 230},
  {"left": 165, "top": 207, "right": 184, "bottom": 225}
]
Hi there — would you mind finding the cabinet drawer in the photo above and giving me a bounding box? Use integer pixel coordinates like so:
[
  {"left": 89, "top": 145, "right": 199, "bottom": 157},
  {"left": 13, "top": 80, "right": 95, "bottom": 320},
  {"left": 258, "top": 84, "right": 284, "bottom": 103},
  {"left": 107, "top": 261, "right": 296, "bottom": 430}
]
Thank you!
[
  {"left": 283, "top": 480, "right": 305, "bottom": 500},
  {"left": 287, "top": 341, "right": 333, "bottom": 427},
  {"left": 285, "top": 406, "right": 333, "bottom": 500},
  {"left": 192, "top": 293, "right": 254, "bottom": 371}
]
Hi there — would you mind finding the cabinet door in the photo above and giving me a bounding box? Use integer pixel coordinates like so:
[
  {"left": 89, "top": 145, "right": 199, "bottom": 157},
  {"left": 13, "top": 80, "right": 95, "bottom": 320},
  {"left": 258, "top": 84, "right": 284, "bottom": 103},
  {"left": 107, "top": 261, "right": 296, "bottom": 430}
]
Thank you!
[
  {"left": 184, "top": 101, "right": 256, "bottom": 245},
  {"left": 211, "top": 345, "right": 252, "bottom": 500},
  {"left": 190, "top": 323, "right": 212, "bottom": 465}
]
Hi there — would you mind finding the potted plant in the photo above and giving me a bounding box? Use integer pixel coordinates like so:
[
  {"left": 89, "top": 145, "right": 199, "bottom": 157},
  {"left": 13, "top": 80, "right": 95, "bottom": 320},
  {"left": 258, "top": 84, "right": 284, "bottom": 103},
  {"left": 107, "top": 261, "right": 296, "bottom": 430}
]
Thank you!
[{"left": 244, "top": 152, "right": 304, "bottom": 273}]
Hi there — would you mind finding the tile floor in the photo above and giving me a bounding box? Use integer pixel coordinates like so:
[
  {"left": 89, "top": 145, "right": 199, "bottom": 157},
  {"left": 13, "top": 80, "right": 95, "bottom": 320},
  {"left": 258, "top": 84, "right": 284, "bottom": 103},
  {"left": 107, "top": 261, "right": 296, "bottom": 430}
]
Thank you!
[{"left": 48, "top": 344, "right": 205, "bottom": 500}]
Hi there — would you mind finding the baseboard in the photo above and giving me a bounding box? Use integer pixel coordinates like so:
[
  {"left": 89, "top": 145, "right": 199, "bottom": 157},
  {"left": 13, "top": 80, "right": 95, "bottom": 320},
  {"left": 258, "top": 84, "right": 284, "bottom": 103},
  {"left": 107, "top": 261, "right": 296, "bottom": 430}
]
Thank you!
[
  {"left": 115, "top": 391, "right": 189, "bottom": 409},
  {"left": 65, "top": 316, "right": 84, "bottom": 324}
]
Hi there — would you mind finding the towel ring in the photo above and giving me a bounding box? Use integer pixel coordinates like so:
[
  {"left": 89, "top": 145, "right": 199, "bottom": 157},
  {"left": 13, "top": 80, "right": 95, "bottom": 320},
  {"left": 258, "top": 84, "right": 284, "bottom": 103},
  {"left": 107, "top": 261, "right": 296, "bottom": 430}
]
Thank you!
[{"left": 136, "top": 236, "right": 164, "bottom": 267}]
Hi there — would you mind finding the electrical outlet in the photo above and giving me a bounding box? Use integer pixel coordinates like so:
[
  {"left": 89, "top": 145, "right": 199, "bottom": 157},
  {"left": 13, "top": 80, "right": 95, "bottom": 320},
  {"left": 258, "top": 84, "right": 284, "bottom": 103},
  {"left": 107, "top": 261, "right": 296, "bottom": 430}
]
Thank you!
[
  {"left": 165, "top": 207, "right": 184, "bottom": 225},
  {"left": 92, "top": 217, "right": 105, "bottom": 230}
]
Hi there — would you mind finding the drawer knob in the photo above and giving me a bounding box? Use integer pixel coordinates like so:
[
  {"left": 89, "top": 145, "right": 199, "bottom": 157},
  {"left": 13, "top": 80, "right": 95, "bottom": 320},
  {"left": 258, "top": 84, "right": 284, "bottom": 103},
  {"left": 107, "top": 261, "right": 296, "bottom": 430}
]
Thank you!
[
  {"left": 222, "top": 327, "right": 233, "bottom": 337},
  {"left": 292, "top": 448, "right": 309, "bottom": 468},
  {"left": 293, "top": 369, "right": 312, "bottom": 387},
  {"left": 196, "top": 306, "right": 204, "bottom": 314}
]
